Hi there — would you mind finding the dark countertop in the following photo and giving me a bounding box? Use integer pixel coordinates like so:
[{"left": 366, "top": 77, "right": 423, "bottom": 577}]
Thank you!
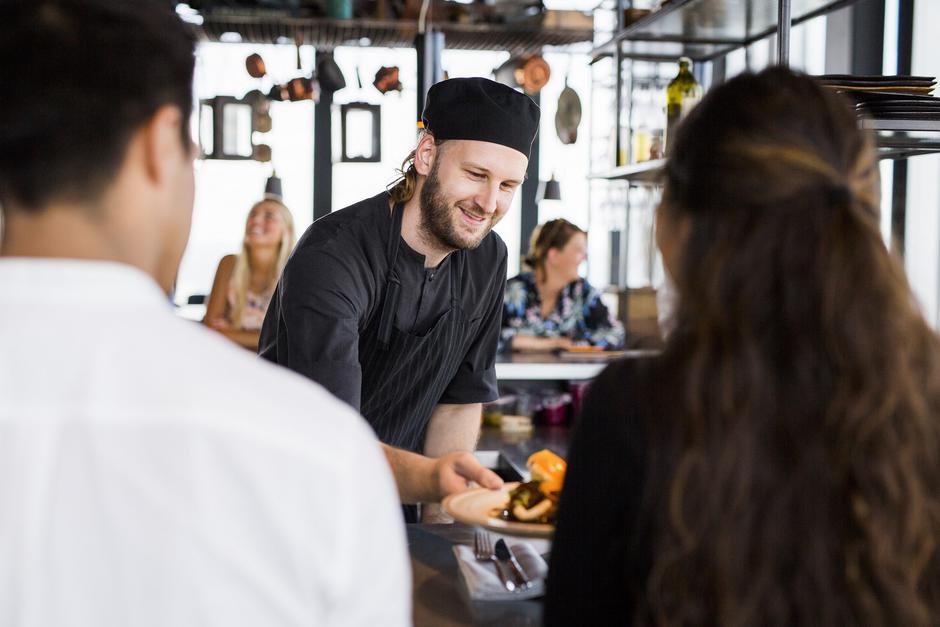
[
  {"left": 408, "top": 426, "right": 569, "bottom": 626},
  {"left": 408, "top": 523, "right": 543, "bottom": 627}
]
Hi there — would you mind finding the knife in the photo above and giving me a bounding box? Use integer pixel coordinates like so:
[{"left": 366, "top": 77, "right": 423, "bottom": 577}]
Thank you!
[{"left": 495, "top": 539, "right": 532, "bottom": 590}]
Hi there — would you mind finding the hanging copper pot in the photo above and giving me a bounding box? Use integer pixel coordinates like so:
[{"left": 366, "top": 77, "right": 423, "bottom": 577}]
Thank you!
[
  {"left": 373, "top": 66, "right": 403, "bottom": 94},
  {"left": 253, "top": 144, "right": 272, "bottom": 162},
  {"left": 245, "top": 53, "right": 266, "bottom": 79},
  {"left": 254, "top": 110, "right": 272, "bottom": 133},
  {"left": 494, "top": 56, "right": 551, "bottom": 95},
  {"left": 515, "top": 56, "right": 550, "bottom": 95}
]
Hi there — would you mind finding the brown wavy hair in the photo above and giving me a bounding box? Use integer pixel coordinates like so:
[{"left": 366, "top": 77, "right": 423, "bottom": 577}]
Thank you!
[
  {"left": 645, "top": 67, "right": 940, "bottom": 625},
  {"left": 523, "top": 218, "right": 586, "bottom": 278}
]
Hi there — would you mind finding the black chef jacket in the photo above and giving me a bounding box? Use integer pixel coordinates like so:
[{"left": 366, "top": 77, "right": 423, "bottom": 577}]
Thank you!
[{"left": 259, "top": 191, "right": 506, "bottom": 414}]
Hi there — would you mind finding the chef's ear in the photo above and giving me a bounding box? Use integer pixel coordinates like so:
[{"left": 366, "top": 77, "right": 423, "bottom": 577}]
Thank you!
[{"left": 413, "top": 133, "right": 438, "bottom": 176}]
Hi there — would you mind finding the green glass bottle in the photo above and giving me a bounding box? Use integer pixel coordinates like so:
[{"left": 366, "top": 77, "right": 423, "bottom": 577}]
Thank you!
[{"left": 665, "top": 56, "right": 702, "bottom": 156}]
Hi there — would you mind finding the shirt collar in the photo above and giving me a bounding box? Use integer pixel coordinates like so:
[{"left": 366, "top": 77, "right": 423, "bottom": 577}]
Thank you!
[
  {"left": 397, "top": 235, "right": 456, "bottom": 272},
  {"left": 0, "top": 258, "right": 171, "bottom": 310}
]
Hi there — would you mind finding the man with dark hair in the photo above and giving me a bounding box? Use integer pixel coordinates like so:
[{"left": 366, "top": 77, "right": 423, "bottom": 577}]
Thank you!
[
  {"left": 260, "top": 77, "right": 540, "bottom": 521},
  {"left": 0, "top": 2, "right": 409, "bottom": 624},
  {"left": 0, "top": 0, "right": 195, "bottom": 215}
]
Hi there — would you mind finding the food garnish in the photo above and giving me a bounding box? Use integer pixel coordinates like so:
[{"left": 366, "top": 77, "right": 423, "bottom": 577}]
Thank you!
[{"left": 492, "top": 449, "right": 566, "bottom": 525}]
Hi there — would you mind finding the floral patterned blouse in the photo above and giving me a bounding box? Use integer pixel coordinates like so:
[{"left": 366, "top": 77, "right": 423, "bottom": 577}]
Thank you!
[{"left": 500, "top": 272, "right": 625, "bottom": 352}]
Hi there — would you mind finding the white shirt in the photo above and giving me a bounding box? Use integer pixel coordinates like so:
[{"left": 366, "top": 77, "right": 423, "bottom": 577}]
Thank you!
[{"left": 0, "top": 259, "right": 411, "bottom": 627}]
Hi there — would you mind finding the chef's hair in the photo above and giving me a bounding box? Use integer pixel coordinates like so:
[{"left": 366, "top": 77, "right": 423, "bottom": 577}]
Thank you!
[
  {"left": 228, "top": 199, "right": 296, "bottom": 329},
  {"left": 645, "top": 66, "right": 940, "bottom": 625},
  {"left": 388, "top": 133, "right": 447, "bottom": 204},
  {"left": 523, "top": 218, "right": 585, "bottom": 277}
]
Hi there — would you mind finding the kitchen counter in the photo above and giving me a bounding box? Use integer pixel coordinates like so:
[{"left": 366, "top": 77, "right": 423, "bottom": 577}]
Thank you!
[
  {"left": 409, "top": 523, "right": 543, "bottom": 627},
  {"left": 494, "top": 350, "right": 656, "bottom": 381},
  {"left": 409, "top": 426, "right": 571, "bottom": 624},
  {"left": 409, "top": 427, "right": 570, "bottom": 625}
]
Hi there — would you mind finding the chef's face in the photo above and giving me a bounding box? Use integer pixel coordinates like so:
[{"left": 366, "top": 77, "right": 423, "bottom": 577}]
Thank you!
[{"left": 420, "top": 139, "right": 527, "bottom": 250}]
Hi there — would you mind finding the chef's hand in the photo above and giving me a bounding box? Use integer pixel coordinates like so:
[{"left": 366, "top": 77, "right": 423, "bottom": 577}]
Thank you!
[{"left": 432, "top": 451, "right": 503, "bottom": 501}]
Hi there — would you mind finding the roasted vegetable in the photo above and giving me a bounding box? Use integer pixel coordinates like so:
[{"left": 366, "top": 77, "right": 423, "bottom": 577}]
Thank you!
[
  {"left": 527, "top": 449, "right": 566, "bottom": 496},
  {"left": 493, "top": 450, "right": 567, "bottom": 525},
  {"left": 508, "top": 481, "right": 544, "bottom": 509}
]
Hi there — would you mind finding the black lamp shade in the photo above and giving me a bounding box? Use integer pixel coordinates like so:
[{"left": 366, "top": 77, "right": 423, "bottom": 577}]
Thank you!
[
  {"left": 264, "top": 174, "right": 283, "bottom": 200},
  {"left": 542, "top": 177, "right": 562, "bottom": 201}
]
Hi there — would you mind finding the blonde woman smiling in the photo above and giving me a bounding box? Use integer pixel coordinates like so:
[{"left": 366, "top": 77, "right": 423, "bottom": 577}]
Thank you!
[{"left": 204, "top": 198, "right": 296, "bottom": 350}]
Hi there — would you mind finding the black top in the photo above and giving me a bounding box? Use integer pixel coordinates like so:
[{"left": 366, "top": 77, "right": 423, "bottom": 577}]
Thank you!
[
  {"left": 259, "top": 191, "right": 506, "bottom": 411},
  {"left": 544, "top": 357, "right": 658, "bottom": 625}
]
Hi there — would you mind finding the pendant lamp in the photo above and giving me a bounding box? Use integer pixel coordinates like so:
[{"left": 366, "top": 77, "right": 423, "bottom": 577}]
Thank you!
[
  {"left": 264, "top": 172, "right": 283, "bottom": 201},
  {"left": 541, "top": 174, "right": 561, "bottom": 201}
]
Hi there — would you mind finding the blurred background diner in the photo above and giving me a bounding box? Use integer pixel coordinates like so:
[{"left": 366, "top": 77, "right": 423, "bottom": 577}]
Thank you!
[
  {"left": 203, "top": 192, "right": 296, "bottom": 350},
  {"left": 501, "top": 218, "right": 624, "bottom": 353}
]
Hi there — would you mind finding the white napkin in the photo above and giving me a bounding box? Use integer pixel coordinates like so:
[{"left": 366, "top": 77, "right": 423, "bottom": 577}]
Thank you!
[{"left": 453, "top": 541, "right": 549, "bottom": 602}]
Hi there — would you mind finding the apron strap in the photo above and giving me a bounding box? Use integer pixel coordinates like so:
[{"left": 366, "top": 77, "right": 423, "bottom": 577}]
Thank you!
[
  {"left": 378, "top": 203, "right": 405, "bottom": 351},
  {"left": 450, "top": 250, "right": 464, "bottom": 309}
]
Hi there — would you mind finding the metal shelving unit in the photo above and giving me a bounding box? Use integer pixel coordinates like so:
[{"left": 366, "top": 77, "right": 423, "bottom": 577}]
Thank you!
[
  {"left": 865, "top": 119, "right": 940, "bottom": 133},
  {"left": 591, "top": 0, "right": 859, "bottom": 62},
  {"left": 868, "top": 118, "right": 940, "bottom": 159},
  {"left": 587, "top": 122, "right": 940, "bottom": 169},
  {"left": 592, "top": 0, "right": 940, "bottom": 176},
  {"left": 586, "top": 0, "right": 924, "bottom": 300},
  {"left": 590, "top": 159, "right": 665, "bottom": 183},
  {"left": 875, "top": 137, "right": 940, "bottom": 160},
  {"left": 587, "top": 0, "right": 938, "bottom": 310}
]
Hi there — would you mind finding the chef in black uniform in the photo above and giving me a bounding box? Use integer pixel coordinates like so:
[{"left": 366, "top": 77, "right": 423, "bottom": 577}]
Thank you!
[{"left": 259, "top": 77, "right": 539, "bottom": 520}]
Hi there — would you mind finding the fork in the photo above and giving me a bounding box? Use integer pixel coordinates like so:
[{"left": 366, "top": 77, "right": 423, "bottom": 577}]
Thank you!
[{"left": 473, "top": 529, "right": 517, "bottom": 592}]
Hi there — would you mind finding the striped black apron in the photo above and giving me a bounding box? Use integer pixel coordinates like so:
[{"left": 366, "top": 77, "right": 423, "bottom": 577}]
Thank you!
[{"left": 358, "top": 203, "right": 471, "bottom": 521}]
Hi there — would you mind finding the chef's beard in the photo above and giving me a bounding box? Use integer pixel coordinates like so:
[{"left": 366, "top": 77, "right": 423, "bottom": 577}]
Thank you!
[{"left": 419, "top": 162, "right": 492, "bottom": 251}]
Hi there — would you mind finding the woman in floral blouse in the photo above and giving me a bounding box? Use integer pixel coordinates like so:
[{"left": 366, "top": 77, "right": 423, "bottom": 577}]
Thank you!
[{"left": 501, "top": 219, "right": 624, "bottom": 352}]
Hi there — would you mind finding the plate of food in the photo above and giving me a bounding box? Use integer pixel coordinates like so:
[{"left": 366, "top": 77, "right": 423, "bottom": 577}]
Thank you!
[{"left": 442, "top": 449, "right": 566, "bottom": 538}]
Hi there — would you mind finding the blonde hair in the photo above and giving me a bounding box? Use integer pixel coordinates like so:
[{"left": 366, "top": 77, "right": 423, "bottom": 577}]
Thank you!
[
  {"left": 228, "top": 199, "right": 296, "bottom": 328},
  {"left": 524, "top": 218, "right": 586, "bottom": 279}
]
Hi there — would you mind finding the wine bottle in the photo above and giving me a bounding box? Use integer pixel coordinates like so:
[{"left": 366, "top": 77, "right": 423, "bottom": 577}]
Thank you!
[{"left": 665, "top": 57, "right": 702, "bottom": 155}]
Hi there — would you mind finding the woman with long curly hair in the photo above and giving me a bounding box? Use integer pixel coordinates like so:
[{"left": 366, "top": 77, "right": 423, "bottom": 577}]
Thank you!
[{"left": 545, "top": 67, "right": 940, "bottom": 626}]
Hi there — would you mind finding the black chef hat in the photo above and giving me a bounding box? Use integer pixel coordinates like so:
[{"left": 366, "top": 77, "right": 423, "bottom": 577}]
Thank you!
[{"left": 421, "top": 77, "right": 540, "bottom": 159}]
